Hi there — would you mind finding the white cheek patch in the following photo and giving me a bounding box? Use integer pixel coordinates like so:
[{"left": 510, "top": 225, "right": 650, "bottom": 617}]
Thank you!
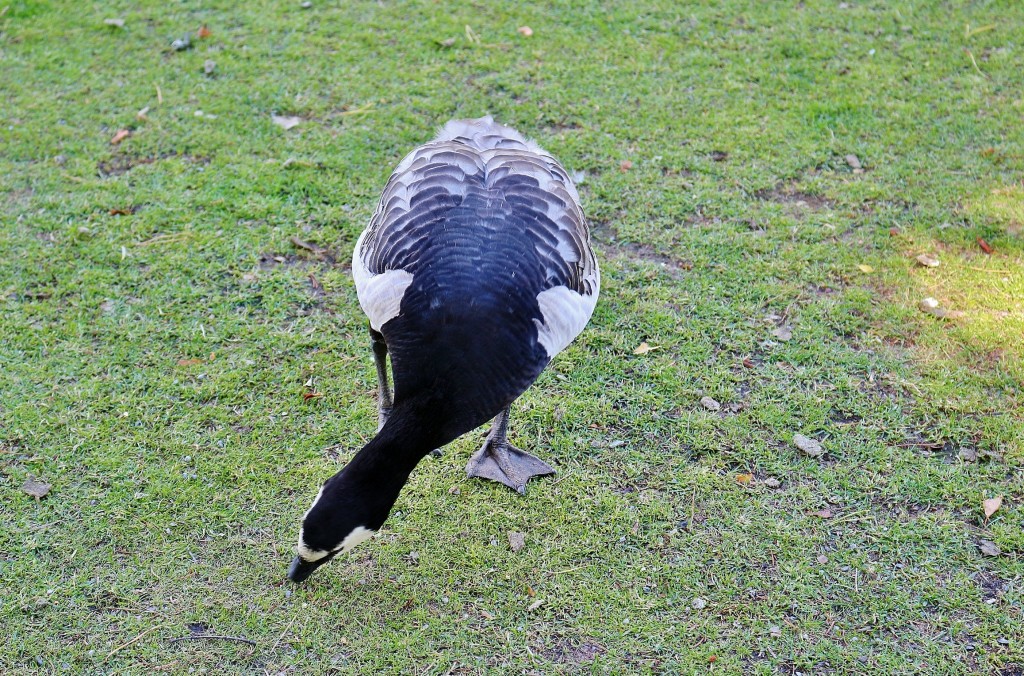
[
  {"left": 296, "top": 525, "right": 377, "bottom": 563},
  {"left": 532, "top": 282, "right": 600, "bottom": 359}
]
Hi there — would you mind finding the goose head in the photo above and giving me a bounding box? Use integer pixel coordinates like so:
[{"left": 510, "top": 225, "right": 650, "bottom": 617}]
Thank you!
[{"left": 288, "top": 470, "right": 395, "bottom": 583}]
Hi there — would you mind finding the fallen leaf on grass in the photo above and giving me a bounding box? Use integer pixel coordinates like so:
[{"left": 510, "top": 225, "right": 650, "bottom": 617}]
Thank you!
[
  {"left": 633, "top": 342, "right": 656, "bottom": 355},
  {"left": 983, "top": 496, "right": 1003, "bottom": 519},
  {"left": 771, "top": 325, "right": 792, "bottom": 341},
  {"left": 110, "top": 129, "right": 131, "bottom": 145},
  {"left": 22, "top": 478, "right": 51, "bottom": 500},
  {"left": 517, "top": 26, "right": 533, "bottom": 37},
  {"left": 742, "top": 357, "right": 755, "bottom": 368},
  {"left": 977, "top": 237, "right": 993, "bottom": 254},
  {"left": 619, "top": 160, "right": 633, "bottom": 172},
  {"left": 857, "top": 263, "right": 874, "bottom": 273},
  {"left": 978, "top": 540, "right": 1001, "bottom": 557},
  {"left": 692, "top": 597, "right": 707, "bottom": 610},
  {"left": 527, "top": 599, "right": 543, "bottom": 611},
  {"left": 915, "top": 253, "right": 940, "bottom": 268},
  {"left": 289, "top": 235, "right": 326, "bottom": 255},
  {"left": 197, "top": 25, "right": 212, "bottom": 39},
  {"left": 479, "top": 609, "right": 494, "bottom": 620},
  {"left": 817, "top": 554, "right": 829, "bottom": 564},
  {"left": 204, "top": 60, "right": 216, "bottom": 75},
  {"left": 918, "top": 297, "right": 963, "bottom": 319},
  {"left": 735, "top": 473, "right": 753, "bottom": 484},
  {"left": 812, "top": 508, "right": 833, "bottom": 519},
  {"left": 436, "top": 37, "right": 457, "bottom": 48},
  {"left": 764, "top": 477, "right": 781, "bottom": 489},
  {"left": 176, "top": 358, "right": 203, "bottom": 366},
  {"left": 104, "top": 18, "right": 125, "bottom": 28},
  {"left": 508, "top": 532, "right": 525, "bottom": 552},
  {"left": 526, "top": 585, "right": 536, "bottom": 597},
  {"left": 272, "top": 115, "right": 302, "bottom": 130},
  {"left": 793, "top": 434, "right": 825, "bottom": 457},
  {"left": 700, "top": 396, "right": 720, "bottom": 412},
  {"left": 303, "top": 392, "right": 323, "bottom": 401}
]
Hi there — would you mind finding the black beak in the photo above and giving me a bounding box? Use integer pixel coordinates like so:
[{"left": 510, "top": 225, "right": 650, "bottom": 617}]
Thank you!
[{"left": 288, "top": 555, "right": 324, "bottom": 583}]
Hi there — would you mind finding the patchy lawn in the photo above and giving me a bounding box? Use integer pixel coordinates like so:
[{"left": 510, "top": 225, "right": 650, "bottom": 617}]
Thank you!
[{"left": 1, "top": 1, "right": 1021, "bottom": 673}]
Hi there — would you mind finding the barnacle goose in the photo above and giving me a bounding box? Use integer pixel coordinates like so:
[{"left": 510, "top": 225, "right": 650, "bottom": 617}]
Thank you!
[{"left": 288, "top": 117, "right": 599, "bottom": 582}]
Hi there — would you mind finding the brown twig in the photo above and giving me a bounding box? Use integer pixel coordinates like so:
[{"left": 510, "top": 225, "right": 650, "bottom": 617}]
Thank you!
[{"left": 168, "top": 635, "right": 256, "bottom": 647}]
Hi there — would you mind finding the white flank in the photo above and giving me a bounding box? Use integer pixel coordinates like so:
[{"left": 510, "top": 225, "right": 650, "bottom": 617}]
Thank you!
[
  {"left": 352, "top": 228, "right": 414, "bottom": 331},
  {"left": 532, "top": 281, "right": 600, "bottom": 360}
]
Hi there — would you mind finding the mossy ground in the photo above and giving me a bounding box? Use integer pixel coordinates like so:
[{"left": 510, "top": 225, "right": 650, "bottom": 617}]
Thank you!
[{"left": 1, "top": 1, "right": 1021, "bottom": 673}]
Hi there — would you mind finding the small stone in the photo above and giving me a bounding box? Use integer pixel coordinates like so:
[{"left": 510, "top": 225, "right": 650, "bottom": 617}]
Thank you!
[
  {"left": 793, "top": 434, "right": 825, "bottom": 458},
  {"left": 915, "top": 253, "right": 940, "bottom": 268},
  {"left": 817, "top": 554, "right": 829, "bottom": 564},
  {"left": 508, "top": 532, "right": 525, "bottom": 553},
  {"left": 691, "top": 597, "right": 707, "bottom": 610},
  {"left": 958, "top": 447, "right": 978, "bottom": 462},
  {"left": 845, "top": 154, "right": 862, "bottom": 170},
  {"left": 700, "top": 396, "right": 721, "bottom": 411},
  {"left": 764, "top": 477, "right": 781, "bottom": 489},
  {"left": 171, "top": 35, "right": 192, "bottom": 51},
  {"left": 978, "top": 540, "right": 1001, "bottom": 557},
  {"left": 203, "top": 59, "right": 216, "bottom": 75},
  {"left": 769, "top": 625, "right": 782, "bottom": 638},
  {"left": 771, "top": 325, "right": 793, "bottom": 341}
]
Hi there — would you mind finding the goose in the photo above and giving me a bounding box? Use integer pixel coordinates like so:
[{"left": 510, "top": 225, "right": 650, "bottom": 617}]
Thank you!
[{"left": 288, "top": 117, "right": 599, "bottom": 583}]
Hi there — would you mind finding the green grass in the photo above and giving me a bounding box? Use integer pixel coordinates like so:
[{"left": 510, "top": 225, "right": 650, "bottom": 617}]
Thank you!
[{"left": 1, "top": 1, "right": 1022, "bottom": 673}]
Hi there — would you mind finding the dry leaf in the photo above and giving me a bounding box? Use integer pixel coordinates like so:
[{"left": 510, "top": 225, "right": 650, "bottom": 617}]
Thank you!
[
  {"left": 303, "top": 392, "right": 323, "bottom": 400},
  {"left": 479, "top": 609, "right": 494, "bottom": 620},
  {"left": 436, "top": 37, "right": 457, "bottom": 48},
  {"left": 110, "top": 129, "right": 131, "bottom": 145},
  {"left": 812, "top": 508, "right": 833, "bottom": 519},
  {"left": 771, "top": 325, "right": 793, "bottom": 341},
  {"left": 735, "top": 473, "right": 753, "bottom": 484},
  {"left": 978, "top": 540, "right": 1001, "bottom": 557},
  {"left": 764, "top": 477, "right": 781, "bottom": 489},
  {"left": 742, "top": 357, "right": 755, "bottom": 368},
  {"left": 915, "top": 253, "right": 940, "bottom": 268},
  {"left": 845, "top": 154, "right": 862, "bottom": 170},
  {"left": 619, "top": 160, "right": 633, "bottom": 172},
  {"left": 508, "top": 532, "right": 525, "bottom": 552},
  {"left": 272, "top": 115, "right": 302, "bottom": 130},
  {"left": 517, "top": 26, "right": 533, "bottom": 37},
  {"left": 977, "top": 237, "right": 993, "bottom": 254},
  {"left": 918, "top": 297, "right": 963, "bottom": 319},
  {"left": 527, "top": 599, "right": 543, "bottom": 611},
  {"left": 983, "top": 495, "right": 1003, "bottom": 519},
  {"left": 197, "top": 25, "right": 212, "bottom": 39},
  {"left": 204, "top": 60, "right": 216, "bottom": 75},
  {"left": 633, "top": 342, "right": 655, "bottom": 355},
  {"left": 816, "top": 554, "right": 829, "bottom": 564},
  {"left": 857, "top": 263, "right": 874, "bottom": 273},
  {"left": 793, "top": 434, "right": 825, "bottom": 457},
  {"left": 700, "top": 396, "right": 721, "bottom": 412},
  {"left": 526, "top": 585, "right": 535, "bottom": 597},
  {"left": 22, "top": 478, "right": 51, "bottom": 500},
  {"left": 176, "top": 358, "right": 203, "bottom": 366}
]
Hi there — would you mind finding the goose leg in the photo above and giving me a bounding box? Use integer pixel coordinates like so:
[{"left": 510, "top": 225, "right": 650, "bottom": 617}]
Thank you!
[
  {"left": 369, "top": 327, "right": 393, "bottom": 431},
  {"left": 465, "top": 405, "right": 555, "bottom": 494},
  {"left": 370, "top": 326, "right": 442, "bottom": 457}
]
